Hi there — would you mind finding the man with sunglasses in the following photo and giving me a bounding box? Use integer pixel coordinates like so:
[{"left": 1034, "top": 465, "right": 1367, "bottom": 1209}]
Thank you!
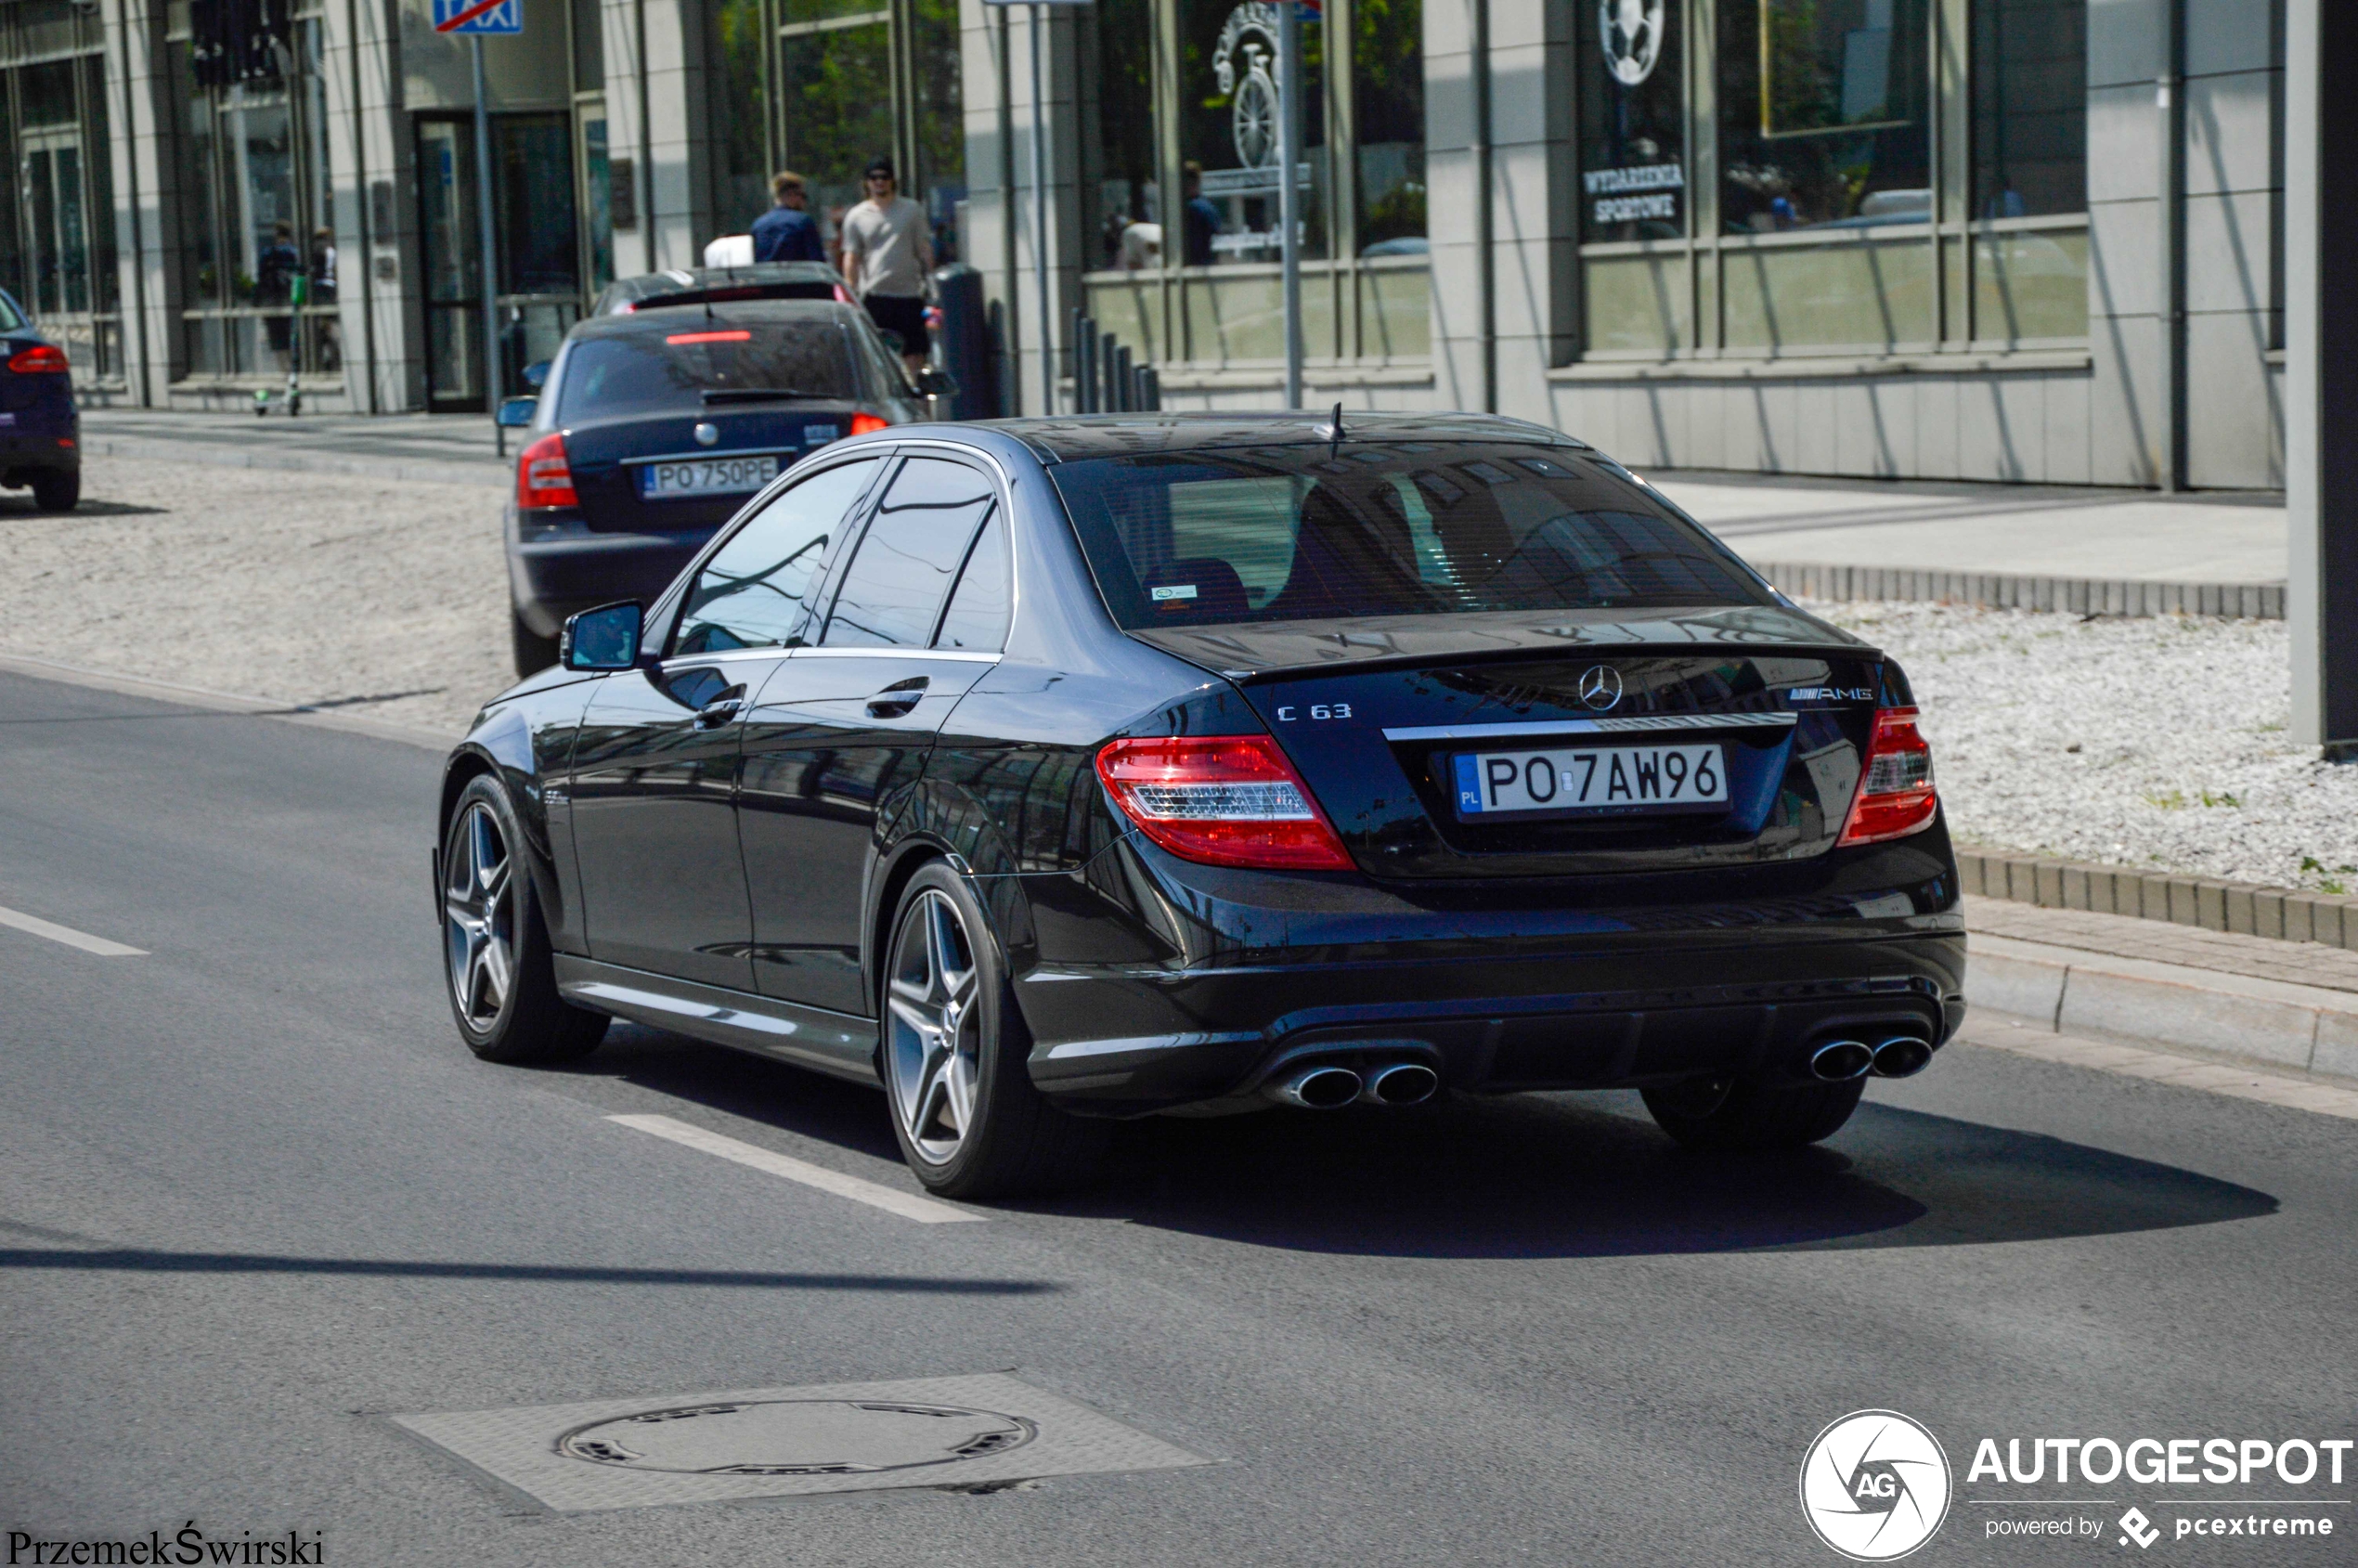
[{"left": 839, "top": 157, "right": 934, "bottom": 379}]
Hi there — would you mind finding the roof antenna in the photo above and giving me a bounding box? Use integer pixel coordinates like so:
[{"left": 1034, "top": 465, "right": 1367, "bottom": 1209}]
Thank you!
[{"left": 1317, "top": 401, "right": 1344, "bottom": 454}]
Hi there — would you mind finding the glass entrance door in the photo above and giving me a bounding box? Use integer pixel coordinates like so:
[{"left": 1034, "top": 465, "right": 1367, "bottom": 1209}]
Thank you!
[
  {"left": 417, "top": 118, "right": 484, "bottom": 410},
  {"left": 20, "top": 127, "right": 88, "bottom": 318}
]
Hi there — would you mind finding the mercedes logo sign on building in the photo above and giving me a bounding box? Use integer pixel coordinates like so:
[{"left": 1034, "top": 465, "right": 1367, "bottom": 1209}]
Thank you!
[
  {"left": 1799, "top": 1410, "right": 1952, "bottom": 1561},
  {"left": 1577, "top": 665, "right": 1624, "bottom": 711}
]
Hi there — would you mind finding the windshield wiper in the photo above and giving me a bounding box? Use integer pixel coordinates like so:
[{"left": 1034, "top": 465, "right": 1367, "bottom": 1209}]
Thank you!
[{"left": 700, "top": 387, "right": 830, "bottom": 405}]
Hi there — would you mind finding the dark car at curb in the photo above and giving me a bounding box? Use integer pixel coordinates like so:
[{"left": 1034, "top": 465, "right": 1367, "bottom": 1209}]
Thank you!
[
  {"left": 503, "top": 297, "right": 935, "bottom": 675},
  {"left": 0, "top": 288, "right": 80, "bottom": 512},
  {"left": 437, "top": 412, "right": 1966, "bottom": 1199}
]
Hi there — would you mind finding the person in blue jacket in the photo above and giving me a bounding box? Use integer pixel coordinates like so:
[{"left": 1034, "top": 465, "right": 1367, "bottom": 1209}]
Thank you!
[{"left": 750, "top": 171, "right": 823, "bottom": 263}]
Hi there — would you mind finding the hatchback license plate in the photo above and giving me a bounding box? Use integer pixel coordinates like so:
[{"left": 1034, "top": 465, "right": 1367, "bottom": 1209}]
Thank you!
[
  {"left": 638, "top": 455, "right": 779, "bottom": 499},
  {"left": 1453, "top": 743, "right": 1728, "bottom": 817}
]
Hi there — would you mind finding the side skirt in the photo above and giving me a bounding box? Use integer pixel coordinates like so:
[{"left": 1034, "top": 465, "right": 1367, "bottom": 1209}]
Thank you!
[{"left": 553, "top": 955, "right": 882, "bottom": 1087}]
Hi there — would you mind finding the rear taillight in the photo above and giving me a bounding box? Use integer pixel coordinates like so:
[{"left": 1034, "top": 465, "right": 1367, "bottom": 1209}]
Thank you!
[
  {"left": 1095, "top": 735, "right": 1354, "bottom": 871},
  {"left": 1838, "top": 706, "right": 1938, "bottom": 846},
  {"left": 516, "top": 431, "right": 577, "bottom": 510},
  {"left": 8, "top": 344, "right": 68, "bottom": 373},
  {"left": 851, "top": 412, "right": 889, "bottom": 435}
]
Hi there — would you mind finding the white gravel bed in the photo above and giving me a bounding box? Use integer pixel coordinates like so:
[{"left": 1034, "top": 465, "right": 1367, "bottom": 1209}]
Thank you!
[
  {"left": 1813, "top": 600, "right": 2358, "bottom": 892},
  {"left": 0, "top": 455, "right": 507, "bottom": 735}
]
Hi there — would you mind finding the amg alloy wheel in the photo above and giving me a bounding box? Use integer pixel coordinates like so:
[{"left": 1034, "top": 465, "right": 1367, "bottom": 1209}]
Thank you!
[
  {"left": 881, "top": 862, "right": 1104, "bottom": 1198},
  {"left": 885, "top": 887, "right": 983, "bottom": 1167},
  {"left": 439, "top": 773, "right": 607, "bottom": 1065}
]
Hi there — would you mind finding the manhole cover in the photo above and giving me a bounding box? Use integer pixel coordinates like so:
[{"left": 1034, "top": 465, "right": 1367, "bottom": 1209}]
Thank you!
[
  {"left": 558, "top": 1399, "right": 1036, "bottom": 1476},
  {"left": 392, "top": 1374, "right": 1209, "bottom": 1511}
]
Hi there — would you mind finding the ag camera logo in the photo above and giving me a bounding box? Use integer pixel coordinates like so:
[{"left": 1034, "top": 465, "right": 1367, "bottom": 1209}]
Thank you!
[{"left": 1800, "top": 1410, "right": 1953, "bottom": 1561}]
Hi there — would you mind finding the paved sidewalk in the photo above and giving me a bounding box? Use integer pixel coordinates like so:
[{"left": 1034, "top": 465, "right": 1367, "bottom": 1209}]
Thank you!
[
  {"left": 1965, "top": 895, "right": 2358, "bottom": 994},
  {"left": 1652, "top": 469, "right": 2286, "bottom": 615}
]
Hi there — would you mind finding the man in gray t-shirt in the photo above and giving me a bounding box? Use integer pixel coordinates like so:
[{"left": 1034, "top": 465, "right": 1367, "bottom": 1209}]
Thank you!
[{"left": 840, "top": 157, "right": 935, "bottom": 377}]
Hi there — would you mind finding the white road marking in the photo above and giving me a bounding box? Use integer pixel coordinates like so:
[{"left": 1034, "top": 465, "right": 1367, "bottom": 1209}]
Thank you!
[
  {"left": 0, "top": 903, "right": 147, "bottom": 957},
  {"left": 605, "top": 1113, "right": 984, "bottom": 1224},
  {"left": 1960, "top": 1021, "right": 2358, "bottom": 1122}
]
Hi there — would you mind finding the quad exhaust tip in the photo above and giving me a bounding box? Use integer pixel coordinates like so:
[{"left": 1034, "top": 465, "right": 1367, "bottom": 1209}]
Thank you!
[
  {"left": 1273, "top": 1066, "right": 1363, "bottom": 1109},
  {"left": 1809, "top": 1040, "right": 1875, "bottom": 1082},
  {"left": 1871, "top": 1036, "right": 1934, "bottom": 1079},
  {"left": 1362, "top": 1063, "right": 1439, "bottom": 1107}
]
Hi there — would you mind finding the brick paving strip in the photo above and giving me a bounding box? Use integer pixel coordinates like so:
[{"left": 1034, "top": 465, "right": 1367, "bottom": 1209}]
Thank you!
[{"left": 1956, "top": 846, "right": 2358, "bottom": 952}]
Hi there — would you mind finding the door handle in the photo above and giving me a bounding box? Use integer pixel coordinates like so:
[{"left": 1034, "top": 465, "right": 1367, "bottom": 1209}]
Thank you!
[
  {"left": 865, "top": 675, "right": 929, "bottom": 719},
  {"left": 693, "top": 687, "right": 747, "bottom": 728}
]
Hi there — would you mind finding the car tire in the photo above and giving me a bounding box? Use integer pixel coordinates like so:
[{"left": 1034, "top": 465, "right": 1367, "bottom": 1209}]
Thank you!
[
  {"left": 512, "top": 610, "right": 560, "bottom": 678},
  {"left": 440, "top": 772, "right": 609, "bottom": 1066},
  {"left": 1639, "top": 1075, "right": 1865, "bottom": 1152},
  {"left": 30, "top": 469, "right": 79, "bottom": 512},
  {"left": 880, "top": 861, "right": 1107, "bottom": 1199}
]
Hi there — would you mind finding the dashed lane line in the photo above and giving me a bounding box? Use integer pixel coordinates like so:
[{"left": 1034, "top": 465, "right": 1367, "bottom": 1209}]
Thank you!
[
  {"left": 606, "top": 1113, "right": 984, "bottom": 1224},
  {"left": 0, "top": 904, "right": 147, "bottom": 957}
]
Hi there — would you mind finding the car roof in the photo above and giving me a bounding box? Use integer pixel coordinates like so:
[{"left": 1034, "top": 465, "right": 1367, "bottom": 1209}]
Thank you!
[
  {"left": 567, "top": 298, "right": 870, "bottom": 342},
  {"left": 941, "top": 411, "right": 1592, "bottom": 463},
  {"left": 592, "top": 263, "right": 842, "bottom": 313}
]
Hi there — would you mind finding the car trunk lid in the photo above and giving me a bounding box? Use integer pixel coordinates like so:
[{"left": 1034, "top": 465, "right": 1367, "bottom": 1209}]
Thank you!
[
  {"left": 562, "top": 404, "right": 865, "bottom": 533},
  {"left": 1130, "top": 607, "right": 1887, "bottom": 879}
]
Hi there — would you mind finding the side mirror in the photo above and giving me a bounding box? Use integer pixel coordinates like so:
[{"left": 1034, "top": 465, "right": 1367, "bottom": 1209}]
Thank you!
[
  {"left": 914, "top": 367, "right": 959, "bottom": 399},
  {"left": 562, "top": 601, "right": 644, "bottom": 670},
  {"left": 496, "top": 395, "right": 538, "bottom": 427},
  {"left": 522, "top": 359, "right": 552, "bottom": 389}
]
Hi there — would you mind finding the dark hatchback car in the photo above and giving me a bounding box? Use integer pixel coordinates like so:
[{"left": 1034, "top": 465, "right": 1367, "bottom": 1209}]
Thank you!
[
  {"left": 504, "top": 298, "right": 929, "bottom": 674},
  {"left": 439, "top": 413, "right": 1964, "bottom": 1199},
  {"left": 0, "top": 288, "right": 80, "bottom": 512}
]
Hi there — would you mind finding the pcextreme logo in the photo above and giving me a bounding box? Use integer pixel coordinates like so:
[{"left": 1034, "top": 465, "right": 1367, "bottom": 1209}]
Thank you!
[{"left": 1799, "top": 1410, "right": 1955, "bottom": 1562}]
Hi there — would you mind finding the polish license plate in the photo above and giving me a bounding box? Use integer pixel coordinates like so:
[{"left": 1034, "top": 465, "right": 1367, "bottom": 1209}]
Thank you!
[
  {"left": 637, "top": 454, "right": 779, "bottom": 499},
  {"left": 1452, "top": 743, "right": 1729, "bottom": 817}
]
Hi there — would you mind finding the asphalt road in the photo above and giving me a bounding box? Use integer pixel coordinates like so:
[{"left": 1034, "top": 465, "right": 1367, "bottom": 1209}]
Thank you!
[{"left": 3, "top": 667, "right": 2352, "bottom": 1566}]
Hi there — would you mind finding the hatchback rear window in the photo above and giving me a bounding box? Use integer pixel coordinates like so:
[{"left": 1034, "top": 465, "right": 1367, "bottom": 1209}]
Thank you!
[
  {"left": 1049, "top": 443, "right": 1772, "bottom": 628},
  {"left": 555, "top": 317, "right": 862, "bottom": 421}
]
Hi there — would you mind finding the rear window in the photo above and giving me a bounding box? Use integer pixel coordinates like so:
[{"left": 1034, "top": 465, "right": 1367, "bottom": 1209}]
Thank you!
[
  {"left": 1049, "top": 443, "right": 1772, "bottom": 628},
  {"left": 555, "top": 318, "right": 863, "bottom": 421}
]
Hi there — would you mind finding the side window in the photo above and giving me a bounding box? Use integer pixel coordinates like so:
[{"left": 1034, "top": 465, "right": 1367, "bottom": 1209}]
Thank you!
[
  {"left": 673, "top": 458, "right": 882, "bottom": 655},
  {"left": 822, "top": 456, "right": 997, "bottom": 648},
  {"left": 933, "top": 515, "right": 1011, "bottom": 652}
]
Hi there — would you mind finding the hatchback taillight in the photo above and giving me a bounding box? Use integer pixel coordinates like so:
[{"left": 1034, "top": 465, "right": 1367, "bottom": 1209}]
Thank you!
[
  {"left": 1095, "top": 735, "right": 1354, "bottom": 871},
  {"left": 851, "top": 412, "right": 889, "bottom": 435},
  {"left": 1838, "top": 706, "right": 1938, "bottom": 846},
  {"left": 7, "top": 344, "right": 68, "bottom": 374},
  {"left": 516, "top": 431, "right": 577, "bottom": 510}
]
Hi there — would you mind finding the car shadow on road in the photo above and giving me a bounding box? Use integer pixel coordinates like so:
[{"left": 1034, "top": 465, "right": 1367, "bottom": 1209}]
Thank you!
[{"left": 565, "top": 1028, "right": 2277, "bottom": 1261}]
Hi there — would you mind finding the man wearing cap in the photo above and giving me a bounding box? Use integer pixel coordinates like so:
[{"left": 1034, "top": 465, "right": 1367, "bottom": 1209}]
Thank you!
[{"left": 839, "top": 157, "right": 934, "bottom": 379}]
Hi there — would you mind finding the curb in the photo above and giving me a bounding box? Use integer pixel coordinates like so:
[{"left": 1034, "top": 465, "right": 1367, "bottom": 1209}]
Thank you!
[
  {"left": 1966, "top": 932, "right": 2358, "bottom": 1084},
  {"left": 1766, "top": 561, "right": 2283, "bottom": 619},
  {"left": 82, "top": 434, "right": 505, "bottom": 489},
  {"left": 1955, "top": 847, "right": 2358, "bottom": 952}
]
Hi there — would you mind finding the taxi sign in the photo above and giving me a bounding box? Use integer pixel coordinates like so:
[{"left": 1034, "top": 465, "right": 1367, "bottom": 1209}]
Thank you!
[{"left": 434, "top": 0, "right": 521, "bottom": 34}]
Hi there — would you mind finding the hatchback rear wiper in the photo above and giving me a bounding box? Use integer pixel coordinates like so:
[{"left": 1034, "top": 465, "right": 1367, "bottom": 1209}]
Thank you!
[{"left": 700, "top": 387, "right": 830, "bottom": 404}]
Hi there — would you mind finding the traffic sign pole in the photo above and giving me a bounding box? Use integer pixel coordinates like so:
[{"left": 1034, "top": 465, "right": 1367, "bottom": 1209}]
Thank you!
[{"left": 473, "top": 32, "right": 501, "bottom": 454}]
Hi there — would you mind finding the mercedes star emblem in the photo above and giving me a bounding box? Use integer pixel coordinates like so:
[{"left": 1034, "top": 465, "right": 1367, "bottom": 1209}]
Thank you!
[{"left": 1577, "top": 666, "right": 1624, "bottom": 711}]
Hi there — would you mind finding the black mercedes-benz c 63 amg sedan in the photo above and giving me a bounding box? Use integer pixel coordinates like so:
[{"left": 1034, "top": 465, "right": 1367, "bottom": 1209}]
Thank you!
[{"left": 435, "top": 412, "right": 1964, "bottom": 1198}]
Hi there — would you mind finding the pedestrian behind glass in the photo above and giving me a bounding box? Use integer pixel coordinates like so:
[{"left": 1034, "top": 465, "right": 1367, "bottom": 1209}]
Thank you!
[
  {"left": 839, "top": 157, "right": 934, "bottom": 378},
  {"left": 309, "top": 226, "right": 342, "bottom": 371},
  {"left": 751, "top": 171, "right": 824, "bottom": 264},
  {"left": 256, "top": 221, "right": 302, "bottom": 369},
  {"left": 1182, "top": 162, "right": 1221, "bottom": 267}
]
